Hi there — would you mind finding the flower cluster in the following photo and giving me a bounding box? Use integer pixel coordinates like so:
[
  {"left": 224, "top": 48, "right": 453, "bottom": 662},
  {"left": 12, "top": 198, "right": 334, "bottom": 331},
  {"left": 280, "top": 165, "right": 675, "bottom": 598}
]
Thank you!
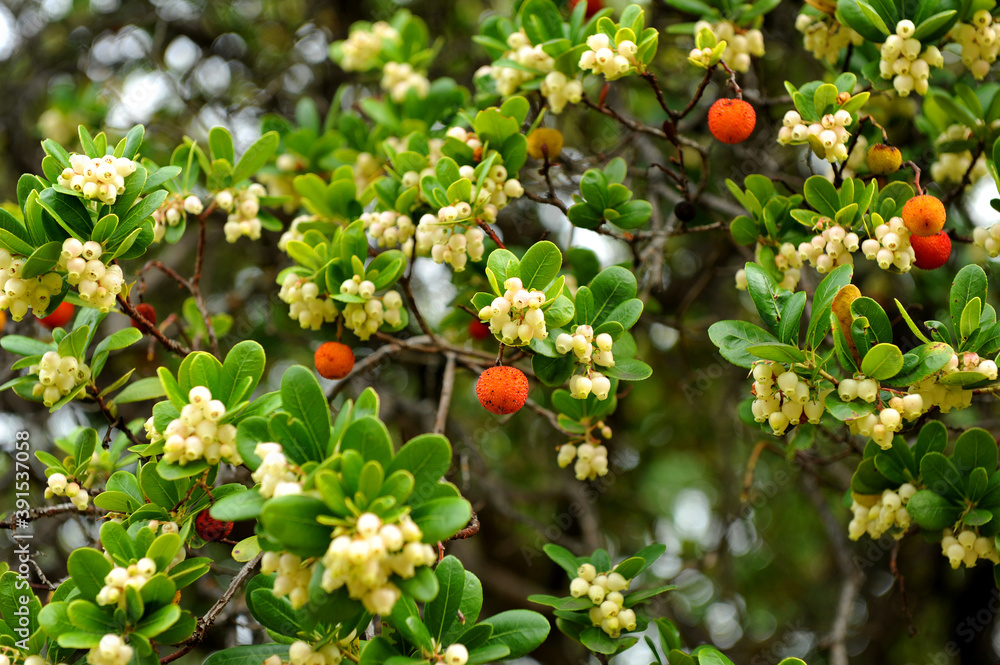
[
  {"left": 847, "top": 485, "right": 916, "bottom": 540},
  {"left": 838, "top": 378, "right": 910, "bottom": 448},
  {"left": 878, "top": 20, "right": 943, "bottom": 96},
  {"left": 415, "top": 220, "right": 487, "bottom": 271},
  {"left": 973, "top": 223, "right": 1000, "bottom": 257},
  {"left": 555, "top": 325, "right": 614, "bottom": 401},
  {"left": 381, "top": 61, "right": 431, "bottom": 102},
  {"left": 279, "top": 274, "right": 339, "bottom": 330},
  {"left": 44, "top": 471, "right": 91, "bottom": 510},
  {"left": 217, "top": 184, "right": 267, "bottom": 243},
  {"left": 557, "top": 441, "right": 610, "bottom": 481},
  {"left": 860, "top": 217, "right": 916, "bottom": 273},
  {"left": 568, "top": 563, "right": 637, "bottom": 638},
  {"left": 261, "top": 551, "right": 313, "bottom": 610},
  {"left": 59, "top": 238, "right": 124, "bottom": 312},
  {"left": 486, "top": 30, "right": 553, "bottom": 97},
  {"left": 152, "top": 194, "right": 203, "bottom": 243},
  {"left": 931, "top": 125, "right": 988, "bottom": 186},
  {"left": 477, "top": 277, "right": 548, "bottom": 346},
  {"left": 778, "top": 110, "right": 854, "bottom": 162},
  {"left": 907, "top": 352, "right": 998, "bottom": 414},
  {"left": 31, "top": 351, "right": 91, "bottom": 408},
  {"left": 579, "top": 33, "right": 636, "bottom": 80},
  {"left": 96, "top": 558, "right": 157, "bottom": 606},
  {"left": 148, "top": 387, "right": 240, "bottom": 466},
  {"left": 750, "top": 362, "right": 827, "bottom": 435},
  {"left": 796, "top": 13, "right": 864, "bottom": 64},
  {"left": 693, "top": 21, "right": 764, "bottom": 72},
  {"left": 339, "top": 21, "right": 398, "bottom": 71},
  {"left": 941, "top": 527, "right": 1000, "bottom": 568},
  {"left": 539, "top": 71, "right": 584, "bottom": 114},
  {"left": 361, "top": 210, "right": 415, "bottom": 256},
  {"left": 950, "top": 11, "right": 999, "bottom": 80},
  {"left": 86, "top": 635, "right": 133, "bottom": 665},
  {"left": 252, "top": 442, "right": 303, "bottom": 498},
  {"left": 277, "top": 215, "right": 313, "bottom": 252},
  {"left": 797, "top": 223, "right": 860, "bottom": 274},
  {"left": 340, "top": 278, "right": 403, "bottom": 341},
  {"left": 0, "top": 250, "right": 62, "bottom": 320},
  {"left": 57, "top": 154, "right": 136, "bottom": 206},
  {"left": 319, "top": 512, "right": 437, "bottom": 615}
]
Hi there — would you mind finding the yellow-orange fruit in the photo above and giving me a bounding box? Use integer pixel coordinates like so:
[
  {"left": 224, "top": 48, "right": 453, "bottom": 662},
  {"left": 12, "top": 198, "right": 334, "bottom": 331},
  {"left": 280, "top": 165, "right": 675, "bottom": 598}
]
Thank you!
[
  {"left": 902, "top": 195, "right": 946, "bottom": 237},
  {"left": 476, "top": 366, "right": 529, "bottom": 415},
  {"left": 527, "top": 128, "right": 564, "bottom": 160},
  {"left": 865, "top": 144, "right": 902, "bottom": 175},
  {"left": 315, "top": 341, "right": 355, "bottom": 380}
]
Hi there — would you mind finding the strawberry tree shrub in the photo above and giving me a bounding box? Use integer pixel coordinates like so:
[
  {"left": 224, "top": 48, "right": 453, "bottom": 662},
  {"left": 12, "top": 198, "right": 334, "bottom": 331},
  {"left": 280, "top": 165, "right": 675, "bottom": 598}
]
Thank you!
[{"left": 3, "top": 0, "right": 1000, "bottom": 663}]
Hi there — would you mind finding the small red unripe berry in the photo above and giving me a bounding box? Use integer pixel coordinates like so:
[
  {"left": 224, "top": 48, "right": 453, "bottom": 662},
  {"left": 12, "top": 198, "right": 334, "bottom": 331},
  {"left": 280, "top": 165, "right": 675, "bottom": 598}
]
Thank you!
[
  {"left": 39, "top": 301, "right": 75, "bottom": 330},
  {"left": 131, "top": 303, "right": 157, "bottom": 332},
  {"left": 315, "top": 341, "right": 355, "bottom": 379},
  {"left": 468, "top": 319, "right": 491, "bottom": 340},
  {"left": 902, "top": 195, "right": 946, "bottom": 237},
  {"left": 910, "top": 231, "right": 951, "bottom": 269},
  {"left": 476, "top": 366, "right": 529, "bottom": 415},
  {"left": 708, "top": 99, "right": 755, "bottom": 144},
  {"left": 196, "top": 509, "right": 234, "bottom": 542}
]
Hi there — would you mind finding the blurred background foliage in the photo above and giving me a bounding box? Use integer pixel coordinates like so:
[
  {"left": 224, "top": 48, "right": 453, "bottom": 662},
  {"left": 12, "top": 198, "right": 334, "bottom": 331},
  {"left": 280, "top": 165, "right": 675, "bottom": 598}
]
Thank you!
[{"left": 1, "top": 0, "right": 1000, "bottom": 663}]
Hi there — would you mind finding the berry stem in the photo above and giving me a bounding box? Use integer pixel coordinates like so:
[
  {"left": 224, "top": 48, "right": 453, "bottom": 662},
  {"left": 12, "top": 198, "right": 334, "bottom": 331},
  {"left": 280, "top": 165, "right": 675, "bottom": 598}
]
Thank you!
[{"left": 495, "top": 343, "right": 505, "bottom": 366}]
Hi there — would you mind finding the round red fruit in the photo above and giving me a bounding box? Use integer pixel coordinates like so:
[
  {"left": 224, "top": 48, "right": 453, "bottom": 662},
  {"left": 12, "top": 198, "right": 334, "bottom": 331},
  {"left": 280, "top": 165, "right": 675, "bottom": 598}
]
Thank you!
[
  {"left": 476, "top": 365, "right": 529, "bottom": 415},
  {"left": 315, "top": 341, "right": 356, "bottom": 380},
  {"left": 468, "top": 319, "right": 491, "bottom": 340},
  {"left": 569, "top": 0, "right": 602, "bottom": 18},
  {"left": 708, "top": 99, "right": 756, "bottom": 144},
  {"left": 196, "top": 509, "right": 234, "bottom": 542},
  {"left": 131, "top": 303, "right": 158, "bottom": 331},
  {"left": 910, "top": 231, "right": 951, "bottom": 270},
  {"left": 39, "top": 301, "right": 74, "bottom": 330}
]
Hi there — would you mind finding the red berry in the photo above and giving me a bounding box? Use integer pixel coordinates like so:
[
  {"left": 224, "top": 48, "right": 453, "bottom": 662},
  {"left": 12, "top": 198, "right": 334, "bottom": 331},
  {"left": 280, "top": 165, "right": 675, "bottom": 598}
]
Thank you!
[
  {"left": 476, "top": 366, "right": 529, "bottom": 415},
  {"left": 131, "top": 303, "right": 157, "bottom": 332},
  {"left": 196, "top": 509, "right": 234, "bottom": 542},
  {"left": 569, "top": 0, "right": 602, "bottom": 18},
  {"left": 708, "top": 99, "right": 756, "bottom": 144},
  {"left": 902, "top": 195, "right": 946, "bottom": 237},
  {"left": 39, "top": 301, "right": 74, "bottom": 330},
  {"left": 468, "top": 319, "right": 491, "bottom": 340},
  {"left": 910, "top": 231, "right": 951, "bottom": 270},
  {"left": 315, "top": 341, "right": 355, "bottom": 380}
]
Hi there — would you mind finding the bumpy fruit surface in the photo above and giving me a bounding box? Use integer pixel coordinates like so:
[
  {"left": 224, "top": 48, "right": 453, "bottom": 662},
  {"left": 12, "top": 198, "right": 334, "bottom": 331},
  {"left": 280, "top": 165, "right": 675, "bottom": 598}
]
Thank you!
[
  {"left": 476, "top": 365, "right": 529, "bottom": 414},
  {"left": 910, "top": 231, "right": 952, "bottom": 269},
  {"left": 707, "top": 99, "right": 756, "bottom": 144},
  {"left": 196, "top": 509, "right": 234, "bottom": 542},
  {"left": 902, "top": 195, "right": 946, "bottom": 237},
  {"left": 131, "top": 303, "right": 158, "bottom": 331},
  {"left": 527, "top": 127, "right": 564, "bottom": 160},
  {"left": 468, "top": 319, "right": 491, "bottom": 340},
  {"left": 39, "top": 301, "right": 74, "bottom": 330},
  {"left": 315, "top": 341, "right": 356, "bottom": 380},
  {"left": 865, "top": 144, "right": 902, "bottom": 175}
]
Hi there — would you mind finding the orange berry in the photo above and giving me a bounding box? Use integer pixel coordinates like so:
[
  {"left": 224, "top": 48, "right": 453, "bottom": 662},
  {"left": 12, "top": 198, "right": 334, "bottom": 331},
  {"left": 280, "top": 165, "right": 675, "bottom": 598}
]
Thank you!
[
  {"left": 38, "top": 301, "right": 74, "bottom": 330},
  {"left": 708, "top": 99, "right": 755, "bottom": 144},
  {"left": 865, "top": 144, "right": 902, "bottom": 175},
  {"left": 476, "top": 366, "right": 529, "bottom": 415},
  {"left": 131, "top": 303, "right": 157, "bottom": 332},
  {"left": 527, "top": 127, "right": 564, "bottom": 161},
  {"left": 468, "top": 319, "right": 491, "bottom": 340},
  {"left": 902, "top": 195, "right": 946, "bottom": 237},
  {"left": 315, "top": 342, "right": 355, "bottom": 380},
  {"left": 910, "top": 231, "right": 951, "bottom": 269}
]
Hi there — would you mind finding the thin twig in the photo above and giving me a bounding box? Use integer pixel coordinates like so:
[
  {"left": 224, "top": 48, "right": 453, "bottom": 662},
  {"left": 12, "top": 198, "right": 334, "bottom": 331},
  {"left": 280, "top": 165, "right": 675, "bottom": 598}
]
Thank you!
[
  {"left": 477, "top": 219, "right": 506, "bottom": 249},
  {"left": 1, "top": 502, "right": 105, "bottom": 529},
  {"left": 434, "top": 353, "right": 457, "bottom": 435},
  {"left": 159, "top": 552, "right": 263, "bottom": 664},
  {"left": 118, "top": 295, "right": 191, "bottom": 356}
]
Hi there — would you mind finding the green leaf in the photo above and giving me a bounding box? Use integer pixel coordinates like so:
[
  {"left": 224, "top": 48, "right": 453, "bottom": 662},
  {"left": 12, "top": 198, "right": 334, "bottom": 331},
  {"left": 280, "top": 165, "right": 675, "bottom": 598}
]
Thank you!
[
  {"left": 920, "top": 452, "right": 966, "bottom": 502},
  {"left": 208, "top": 126, "right": 235, "bottom": 164},
  {"left": 425, "top": 555, "right": 465, "bottom": 641},
  {"left": 280, "top": 365, "right": 330, "bottom": 462},
  {"left": 259, "top": 495, "right": 333, "bottom": 558},
  {"left": 202, "top": 644, "right": 290, "bottom": 665},
  {"left": 211, "top": 488, "right": 265, "bottom": 521},
  {"left": 860, "top": 343, "right": 904, "bottom": 380},
  {"left": 953, "top": 428, "right": 998, "bottom": 474},
  {"left": 233, "top": 131, "right": 280, "bottom": 183},
  {"left": 67, "top": 549, "right": 113, "bottom": 602},
  {"left": 951, "top": 264, "right": 988, "bottom": 333},
  {"left": 387, "top": 434, "right": 452, "bottom": 504},
  {"left": 708, "top": 320, "right": 779, "bottom": 369},
  {"left": 519, "top": 241, "right": 561, "bottom": 291},
  {"left": 807, "top": 264, "right": 853, "bottom": 348},
  {"left": 409, "top": 497, "right": 472, "bottom": 542},
  {"left": 396, "top": 564, "right": 440, "bottom": 603},
  {"left": 743, "top": 263, "right": 782, "bottom": 335},
  {"left": 479, "top": 609, "right": 551, "bottom": 659},
  {"left": 906, "top": 489, "right": 962, "bottom": 530},
  {"left": 112, "top": 377, "right": 167, "bottom": 405},
  {"left": 746, "top": 342, "right": 806, "bottom": 363}
]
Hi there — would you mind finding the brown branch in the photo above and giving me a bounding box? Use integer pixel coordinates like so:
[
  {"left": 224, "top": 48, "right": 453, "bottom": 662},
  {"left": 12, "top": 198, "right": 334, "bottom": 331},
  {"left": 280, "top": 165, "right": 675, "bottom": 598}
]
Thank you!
[
  {"left": 159, "top": 552, "right": 263, "bottom": 664},
  {"left": 433, "top": 353, "right": 457, "bottom": 435},
  {"left": 89, "top": 385, "right": 145, "bottom": 448},
  {"left": 447, "top": 511, "right": 480, "bottom": 541},
  {"left": 191, "top": 211, "right": 220, "bottom": 358},
  {"left": 118, "top": 294, "right": 192, "bottom": 356},
  {"left": 890, "top": 539, "right": 917, "bottom": 636},
  {"left": 1, "top": 502, "right": 105, "bottom": 529},
  {"left": 477, "top": 219, "right": 506, "bottom": 250},
  {"left": 400, "top": 274, "right": 437, "bottom": 343}
]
